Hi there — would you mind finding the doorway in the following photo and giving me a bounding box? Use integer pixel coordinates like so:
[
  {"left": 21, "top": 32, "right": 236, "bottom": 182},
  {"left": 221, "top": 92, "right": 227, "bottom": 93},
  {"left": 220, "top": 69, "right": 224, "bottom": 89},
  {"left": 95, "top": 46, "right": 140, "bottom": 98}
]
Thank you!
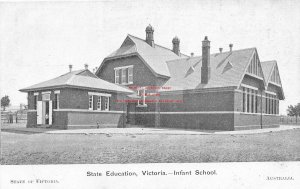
[{"left": 37, "top": 93, "right": 52, "bottom": 126}]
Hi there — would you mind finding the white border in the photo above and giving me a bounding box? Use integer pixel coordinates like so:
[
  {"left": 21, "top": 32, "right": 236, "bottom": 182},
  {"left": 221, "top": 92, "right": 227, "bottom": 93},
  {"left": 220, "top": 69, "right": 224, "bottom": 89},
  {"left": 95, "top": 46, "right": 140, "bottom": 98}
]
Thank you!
[{"left": 88, "top": 92, "right": 111, "bottom": 97}]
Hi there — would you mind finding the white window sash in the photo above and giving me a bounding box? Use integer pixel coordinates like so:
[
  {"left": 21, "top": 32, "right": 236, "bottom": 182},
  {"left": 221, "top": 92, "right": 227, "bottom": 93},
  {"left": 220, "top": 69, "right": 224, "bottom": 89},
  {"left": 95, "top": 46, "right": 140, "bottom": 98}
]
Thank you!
[
  {"left": 97, "top": 96, "right": 101, "bottom": 110},
  {"left": 89, "top": 95, "right": 93, "bottom": 110},
  {"left": 115, "top": 69, "right": 120, "bottom": 84},
  {"left": 55, "top": 94, "right": 60, "bottom": 109},
  {"left": 122, "top": 69, "right": 126, "bottom": 84},
  {"left": 128, "top": 67, "right": 133, "bottom": 83},
  {"left": 104, "top": 96, "right": 110, "bottom": 111},
  {"left": 114, "top": 65, "right": 133, "bottom": 85}
]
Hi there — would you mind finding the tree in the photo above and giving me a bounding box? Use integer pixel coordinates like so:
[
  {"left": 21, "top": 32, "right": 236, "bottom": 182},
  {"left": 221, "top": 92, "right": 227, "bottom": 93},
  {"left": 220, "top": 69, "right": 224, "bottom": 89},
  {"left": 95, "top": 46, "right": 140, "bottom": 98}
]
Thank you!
[
  {"left": 1, "top": 95, "right": 10, "bottom": 111},
  {"left": 287, "top": 103, "right": 300, "bottom": 124}
]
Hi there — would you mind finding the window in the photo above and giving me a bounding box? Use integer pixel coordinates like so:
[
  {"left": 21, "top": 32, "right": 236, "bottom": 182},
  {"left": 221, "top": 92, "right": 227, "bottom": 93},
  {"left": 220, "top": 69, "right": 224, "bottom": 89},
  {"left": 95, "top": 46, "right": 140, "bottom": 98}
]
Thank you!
[
  {"left": 265, "top": 94, "right": 268, "bottom": 114},
  {"left": 247, "top": 89, "right": 250, "bottom": 112},
  {"left": 255, "top": 91, "right": 258, "bottom": 113},
  {"left": 104, "top": 96, "right": 110, "bottom": 111},
  {"left": 122, "top": 68, "right": 127, "bottom": 84},
  {"left": 137, "top": 87, "right": 147, "bottom": 107},
  {"left": 115, "top": 69, "right": 120, "bottom": 84},
  {"left": 89, "top": 95, "right": 93, "bottom": 110},
  {"left": 97, "top": 96, "right": 101, "bottom": 110},
  {"left": 88, "top": 92, "right": 111, "bottom": 111},
  {"left": 54, "top": 94, "right": 59, "bottom": 109},
  {"left": 53, "top": 90, "right": 60, "bottom": 109},
  {"left": 242, "top": 86, "right": 259, "bottom": 113},
  {"left": 114, "top": 65, "right": 133, "bottom": 85},
  {"left": 264, "top": 93, "right": 278, "bottom": 115},
  {"left": 243, "top": 88, "right": 246, "bottom": 112}
]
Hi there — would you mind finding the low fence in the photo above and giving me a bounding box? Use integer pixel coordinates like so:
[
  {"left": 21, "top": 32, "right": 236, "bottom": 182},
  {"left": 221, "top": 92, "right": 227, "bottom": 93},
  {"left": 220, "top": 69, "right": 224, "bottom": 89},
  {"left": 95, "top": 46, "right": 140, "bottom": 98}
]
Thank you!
[
  {"left": 1, "top": 111, "right": 27, "bottom": 124},
  {"left": 280, "top": 116, "right": 299, "bottom": 125}
]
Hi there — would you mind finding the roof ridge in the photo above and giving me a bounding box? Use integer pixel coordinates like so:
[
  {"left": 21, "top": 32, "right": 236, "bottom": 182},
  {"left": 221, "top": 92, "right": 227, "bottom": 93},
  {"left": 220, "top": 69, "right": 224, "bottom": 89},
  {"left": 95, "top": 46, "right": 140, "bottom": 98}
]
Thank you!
[
  {"left": 66, "top": 75, "right": 75, "bottom": 85},
  {"left": 128, "top": 34, "right": 189, "bottom": 57},
  {"left": 213, "top": 47, "right": 256, "bottom": 55}
]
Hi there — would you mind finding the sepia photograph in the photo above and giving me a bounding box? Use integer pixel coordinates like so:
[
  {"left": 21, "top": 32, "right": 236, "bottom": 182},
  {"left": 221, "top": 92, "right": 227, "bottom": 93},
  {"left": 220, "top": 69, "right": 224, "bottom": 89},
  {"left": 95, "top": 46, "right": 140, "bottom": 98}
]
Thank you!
[{"left": 0, "top": 0, "right": 300, "bottom": 188}]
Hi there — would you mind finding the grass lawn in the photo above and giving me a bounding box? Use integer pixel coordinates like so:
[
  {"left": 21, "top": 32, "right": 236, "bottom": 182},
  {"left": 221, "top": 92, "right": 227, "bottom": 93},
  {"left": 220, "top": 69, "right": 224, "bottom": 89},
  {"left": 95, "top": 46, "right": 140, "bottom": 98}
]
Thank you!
[{"left": 1, "top": 129, "right": 300, "bottom": 164}]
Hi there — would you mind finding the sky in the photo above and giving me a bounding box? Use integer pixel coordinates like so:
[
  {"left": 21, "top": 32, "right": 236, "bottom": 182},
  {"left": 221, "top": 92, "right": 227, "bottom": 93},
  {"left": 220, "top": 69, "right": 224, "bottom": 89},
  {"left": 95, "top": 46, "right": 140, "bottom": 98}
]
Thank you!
[{"left": 0, "top": 0, "right": 299, "bottom": 114}]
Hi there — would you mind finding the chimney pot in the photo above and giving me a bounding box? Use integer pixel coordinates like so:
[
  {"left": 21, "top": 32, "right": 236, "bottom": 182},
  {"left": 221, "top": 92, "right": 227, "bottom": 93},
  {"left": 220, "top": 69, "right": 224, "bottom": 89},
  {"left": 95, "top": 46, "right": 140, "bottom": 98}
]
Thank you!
[
  {"left": 145, "top": 24, "right": 154, "bottom": 47},
  {"left": 229, "top": 44, "right": 233, "bottom": 52},
  {"left": 172, "top": 36, "right": 180, "bottom": 56},
  {"left": 84, "top": 64, "right": 88, "bottom": 70},
  {"left": 219, "top": 48, "right": 223, "bottom": 53},
  {"left": 191, "top": 52, "right": 194, "bottom": 57},
  {"left": 69, "top": 64, "right": 73, "bottom": 72}
]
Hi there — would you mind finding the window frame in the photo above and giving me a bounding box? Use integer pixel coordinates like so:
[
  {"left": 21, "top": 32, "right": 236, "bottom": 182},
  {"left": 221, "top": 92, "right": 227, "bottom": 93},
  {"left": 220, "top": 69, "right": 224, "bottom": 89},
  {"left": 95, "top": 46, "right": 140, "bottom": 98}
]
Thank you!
[
  {"left": 114, "top": 65, "right": 133, "bottom": 85},
  {"left": 97, "top": 96, "right": 101, "bottom": 110},
  {"left": 89, "top": 95, "right": 93, "bottom": 110},
  {"left": 137, "top": 87, "right": 147, "bottom": 107}
]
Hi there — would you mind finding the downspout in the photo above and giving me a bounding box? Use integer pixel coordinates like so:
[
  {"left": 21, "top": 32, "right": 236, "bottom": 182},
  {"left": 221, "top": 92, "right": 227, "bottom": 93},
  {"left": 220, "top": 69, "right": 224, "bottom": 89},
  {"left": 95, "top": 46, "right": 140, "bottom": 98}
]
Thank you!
[
  {"left": 123, "top": 95, "right": 125, "bottom": 128},
  {"left": 261, "top": 89, "right": 263, "bottom": 129}
]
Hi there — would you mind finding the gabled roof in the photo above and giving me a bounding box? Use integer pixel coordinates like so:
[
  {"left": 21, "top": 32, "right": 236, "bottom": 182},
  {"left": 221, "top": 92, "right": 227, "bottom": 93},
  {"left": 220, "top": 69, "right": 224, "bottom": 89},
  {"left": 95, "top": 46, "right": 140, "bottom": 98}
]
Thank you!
[
  {"left": 261, "top": 60, "right": 285, "bottom": 99},
  {"left": 96, "top": 34, "right": 188, "bottom": 77},
  {"left": 160, "top": 48, "right": 257, "bottom": 91},
  {"left": 20, "top": 69, "right": 134, "bottom": 94}
]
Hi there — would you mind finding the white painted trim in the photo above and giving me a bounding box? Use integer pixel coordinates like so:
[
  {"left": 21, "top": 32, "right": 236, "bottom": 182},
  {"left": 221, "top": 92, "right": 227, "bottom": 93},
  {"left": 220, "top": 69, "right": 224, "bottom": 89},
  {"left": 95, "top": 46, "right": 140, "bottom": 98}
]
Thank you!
[
  {"left": 27, "top": 109, "right": 37, "bottom": 112},
  {"left": 235, "top": 124, "right": 279, "bottom": 128},
  {"left": 265, "top": 91, "right": 276, "bottom": 95},
  {"left": 245, "top": 73, "right": 264, "bottom": 81},
  {"left": 234, "top": 125, "right": 261, "bottom": 128},
  {"left": 129, "top": 111, "right": 240, "bottom": 115},
  {"left": 54, "top": 90, "right": 60, "bottom": 94},
  {"left": 129, "top": 111, "right": 281, "bottom": 116},
  {"left": 159, "top": 87, "right": 236, "bottom": 95},
  {"left": 241, "top": 84, "right": 258, "bottom": 91},
  {"left": 53, "top": 109, "right": 125, "bottom": 113},
  {"left": 42, "top": 91, "right": 51, "bottom": 94},
  {"left": 88, "top": 92, "right": 111, "bottom": 97},
  {"left": 67, "top": 124, "right": 118, "bottom": 127},
  {"left": 34, "top": 92, "right": 39, "bottom": 96},
  {"left": 269, "top": 81, "right": 281, "bottom": 87},
  {"left": 114, "top": 65, "right": 134, "bottom": 70}
]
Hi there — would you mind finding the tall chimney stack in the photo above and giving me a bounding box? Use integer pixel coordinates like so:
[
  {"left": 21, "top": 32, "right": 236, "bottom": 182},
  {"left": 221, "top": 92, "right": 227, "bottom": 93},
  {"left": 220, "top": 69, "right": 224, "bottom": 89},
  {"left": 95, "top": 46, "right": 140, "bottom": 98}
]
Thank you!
[
  {"left": 201, "top": 36, "right": 211, "bottom": 84},
  {"left": 229, "top": 44, "right": 233, "bottom": 52},
  {"left": 69, "top": 64, "right": 73, "bottom": 72},
  {"left": 145, "top": 24, "right": 154, "bottom": 47},
  {"left": 172, "top": 36, "right": 180, "bottom": 56},
  {"left": 219, "top": 48, "right": 223, "bottom": 53}
]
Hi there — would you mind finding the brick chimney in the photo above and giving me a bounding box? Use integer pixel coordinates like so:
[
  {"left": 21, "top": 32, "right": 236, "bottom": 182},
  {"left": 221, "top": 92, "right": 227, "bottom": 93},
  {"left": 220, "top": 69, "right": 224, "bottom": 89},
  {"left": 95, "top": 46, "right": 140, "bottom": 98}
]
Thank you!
[
  {"left": 219, "top": 48, "right": 223, "bottom": 53},
  {"left": 172, "top": 36, "right": 180, "bottom": 56},
  {"left": 145, "top": 24, "right": 154, "bottom": 47},
  {"left": 84, "top": 64, "right": 88, "bottom": 70},
  {"left": 229, "top": 44, "right": 233, "bottom": 52},
  {"left": 69, "top": 64, "right": 73, "bottom": 72},
  {"left": 201, "top": 36, "right": 211, "bottom": 84}
]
